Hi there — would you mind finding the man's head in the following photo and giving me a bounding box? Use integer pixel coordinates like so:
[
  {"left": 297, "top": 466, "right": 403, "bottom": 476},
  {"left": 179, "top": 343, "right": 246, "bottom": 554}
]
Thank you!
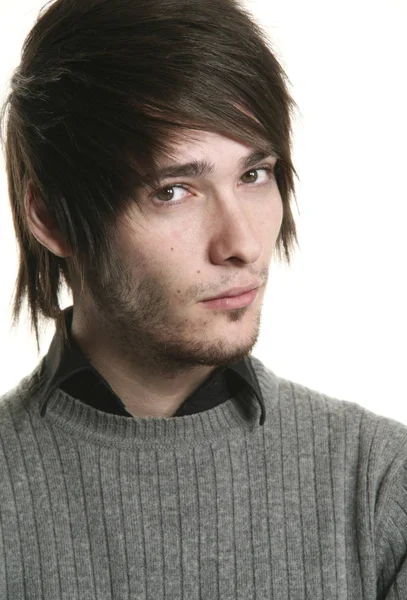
[
  {"left": 63, "top": 130, "right": 283, "bottom": 373},
  {"left": 1, "top": 0, "right": 299, "bottom": 352}
]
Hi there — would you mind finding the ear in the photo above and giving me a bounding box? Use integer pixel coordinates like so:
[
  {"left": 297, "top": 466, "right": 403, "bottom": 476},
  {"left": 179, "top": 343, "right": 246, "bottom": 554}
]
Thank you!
[{"left": 25, "top": 182, "right": 72, "bottom": 258}]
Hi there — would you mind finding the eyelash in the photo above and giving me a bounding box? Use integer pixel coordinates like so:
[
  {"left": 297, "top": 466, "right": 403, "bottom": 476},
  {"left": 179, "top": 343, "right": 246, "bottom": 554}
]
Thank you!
[{"left": 150, "top": 164, "right": 276, "bottom": 208}]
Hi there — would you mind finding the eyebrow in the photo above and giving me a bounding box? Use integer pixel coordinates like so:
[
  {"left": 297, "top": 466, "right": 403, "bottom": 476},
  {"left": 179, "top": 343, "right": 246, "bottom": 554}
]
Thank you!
[{"left": 149, "top": 147, "right": 278, "bottom": 184}]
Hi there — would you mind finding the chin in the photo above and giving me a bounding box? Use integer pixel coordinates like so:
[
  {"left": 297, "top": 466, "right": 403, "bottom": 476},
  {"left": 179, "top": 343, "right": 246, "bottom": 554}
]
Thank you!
[{"left": 192, "top": 324, "right": 260, "bottom": 367}]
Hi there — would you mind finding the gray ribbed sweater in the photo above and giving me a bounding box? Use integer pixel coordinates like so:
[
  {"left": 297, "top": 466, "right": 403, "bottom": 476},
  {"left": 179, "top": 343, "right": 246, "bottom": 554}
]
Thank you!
[{"left": 1, "top": 354, "right": 407, "bottom": 599}]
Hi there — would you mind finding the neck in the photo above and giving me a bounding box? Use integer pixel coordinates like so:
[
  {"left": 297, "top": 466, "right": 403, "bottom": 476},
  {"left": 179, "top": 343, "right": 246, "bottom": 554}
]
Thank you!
[{"left": 70, "top": 306, "right": 215, "bottom": 419}]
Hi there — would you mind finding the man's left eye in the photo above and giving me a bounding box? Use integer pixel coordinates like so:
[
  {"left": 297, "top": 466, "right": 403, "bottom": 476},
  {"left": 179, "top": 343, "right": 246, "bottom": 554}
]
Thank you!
[{"left": 240, "top": 167, "right": 272, "bottom": 185}]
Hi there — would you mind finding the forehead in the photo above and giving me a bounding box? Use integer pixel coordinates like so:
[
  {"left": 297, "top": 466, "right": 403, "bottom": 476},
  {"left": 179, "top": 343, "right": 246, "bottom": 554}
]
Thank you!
[{"left": 157, "top": 130, "right": 275, "bottom": 165}]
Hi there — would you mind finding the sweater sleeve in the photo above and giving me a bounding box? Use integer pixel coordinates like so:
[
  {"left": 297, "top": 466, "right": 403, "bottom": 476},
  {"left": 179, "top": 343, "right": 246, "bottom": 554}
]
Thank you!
[{"left": 376, "top": 456, "right": 407, "bottom": 599}]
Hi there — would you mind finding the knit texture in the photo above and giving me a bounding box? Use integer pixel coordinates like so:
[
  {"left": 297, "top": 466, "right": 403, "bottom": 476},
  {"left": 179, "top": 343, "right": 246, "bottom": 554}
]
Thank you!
[{"left": 1, "top": 354, "right": 407, "bottom": 599}]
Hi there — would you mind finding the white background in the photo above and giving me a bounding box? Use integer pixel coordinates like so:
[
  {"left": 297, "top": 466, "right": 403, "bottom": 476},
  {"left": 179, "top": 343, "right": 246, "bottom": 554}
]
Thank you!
[{"left": 0, "top": 0, "right": 406, "bottom": 422}]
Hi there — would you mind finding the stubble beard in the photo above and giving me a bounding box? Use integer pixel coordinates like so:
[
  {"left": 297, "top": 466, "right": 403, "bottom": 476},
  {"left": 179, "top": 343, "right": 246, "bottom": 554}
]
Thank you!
[{"left": 85, "top": 265, "right": 263, "bottom": 378}]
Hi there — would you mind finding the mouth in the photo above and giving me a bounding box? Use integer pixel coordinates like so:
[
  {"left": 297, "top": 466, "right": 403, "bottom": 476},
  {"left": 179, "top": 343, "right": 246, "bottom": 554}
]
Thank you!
[
  {"left": 201, "top": 282, "right": 262, "bottom": 302},
  {"left": 199, "top": 283, "right": 261, "bottom": 310}
]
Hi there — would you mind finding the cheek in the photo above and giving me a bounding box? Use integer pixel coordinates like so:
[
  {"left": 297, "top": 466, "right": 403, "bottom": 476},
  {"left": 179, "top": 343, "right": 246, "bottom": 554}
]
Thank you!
[
  {"left": 162, "top": 219, "right": 201, "bottom": 260},
  {"left": 258, "top": 193, "right": 283, "bottom": 237},
  {"left": 133, "top": 223, "right": 199, "bottom": 281},
  {"left": 270, "top": 192, "right": 284, "bottom": 231},
  {"left": 116, "top": 207, "right": 193, "bottom": 269}
]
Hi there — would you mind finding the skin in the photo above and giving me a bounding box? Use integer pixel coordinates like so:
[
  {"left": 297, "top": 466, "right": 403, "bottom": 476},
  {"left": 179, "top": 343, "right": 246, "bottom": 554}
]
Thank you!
[{"left": 26, "top": 130, "right": 283, "bottom": 418}]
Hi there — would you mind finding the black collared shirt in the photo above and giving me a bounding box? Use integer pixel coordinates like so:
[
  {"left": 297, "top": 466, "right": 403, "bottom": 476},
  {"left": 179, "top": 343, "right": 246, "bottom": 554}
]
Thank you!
[{"left": 40, "top": 306, "right": 266, "bottom": 425}]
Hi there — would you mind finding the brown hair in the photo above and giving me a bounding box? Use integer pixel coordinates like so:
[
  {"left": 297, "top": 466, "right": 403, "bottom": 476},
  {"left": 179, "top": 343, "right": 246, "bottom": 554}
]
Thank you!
[{"left": 0, "top": 0, "right": 300, "bottom": 352}]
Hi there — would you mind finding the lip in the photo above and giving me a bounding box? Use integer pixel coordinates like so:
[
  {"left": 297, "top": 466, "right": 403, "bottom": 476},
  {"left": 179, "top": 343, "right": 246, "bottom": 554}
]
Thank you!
[
  {"left": 200, "top": 287, "right": 260, "bottom": 310},
  {"left": 202, "top": 283, "right": 262, "bottom": 302}
]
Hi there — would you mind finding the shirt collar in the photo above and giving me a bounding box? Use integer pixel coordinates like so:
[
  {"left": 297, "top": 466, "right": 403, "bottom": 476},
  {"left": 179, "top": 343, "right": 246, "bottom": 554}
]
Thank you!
[{"left": 39, "top": 306, "right": 266, "bottom": 425}]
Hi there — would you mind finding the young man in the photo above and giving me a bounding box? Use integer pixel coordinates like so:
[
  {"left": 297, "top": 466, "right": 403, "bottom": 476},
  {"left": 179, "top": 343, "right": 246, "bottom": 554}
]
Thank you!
[{"left": 0, "top": 0, "right": 406, "bottom": 598}]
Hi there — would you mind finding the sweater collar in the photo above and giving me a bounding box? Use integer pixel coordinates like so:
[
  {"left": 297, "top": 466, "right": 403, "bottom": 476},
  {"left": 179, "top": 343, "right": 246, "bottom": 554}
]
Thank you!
[{"left": 39, "top": 306, "right": 266, "bottom": 426}]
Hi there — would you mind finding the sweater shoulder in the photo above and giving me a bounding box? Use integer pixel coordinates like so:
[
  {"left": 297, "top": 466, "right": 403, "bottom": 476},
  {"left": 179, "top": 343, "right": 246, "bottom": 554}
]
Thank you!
[
  {"left": 0, "top": 361, "right": 45, "bottom": 442},
  {"left": 251, "top": 353, "right": 407, "bottom": 427},
  {"left": 249, "top": 354, "right": 407, "bottom": 474}
]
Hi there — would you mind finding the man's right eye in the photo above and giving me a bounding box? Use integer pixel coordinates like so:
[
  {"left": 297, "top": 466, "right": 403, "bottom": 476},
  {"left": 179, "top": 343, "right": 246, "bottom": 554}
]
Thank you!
[{"left": 153, "top": 184, "right": 192, "bottom": 206}]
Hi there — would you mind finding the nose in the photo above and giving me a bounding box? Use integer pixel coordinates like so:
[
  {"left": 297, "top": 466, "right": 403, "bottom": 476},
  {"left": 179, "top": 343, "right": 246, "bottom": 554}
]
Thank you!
[{"left": 208, "top": 192, "right": 263, "bottom": 265}]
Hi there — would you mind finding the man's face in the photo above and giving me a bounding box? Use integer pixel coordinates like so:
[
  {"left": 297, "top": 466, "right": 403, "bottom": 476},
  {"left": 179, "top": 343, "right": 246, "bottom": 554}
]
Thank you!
[{"left": 85, "top": 130, "right": 283, "bottom": 371}]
